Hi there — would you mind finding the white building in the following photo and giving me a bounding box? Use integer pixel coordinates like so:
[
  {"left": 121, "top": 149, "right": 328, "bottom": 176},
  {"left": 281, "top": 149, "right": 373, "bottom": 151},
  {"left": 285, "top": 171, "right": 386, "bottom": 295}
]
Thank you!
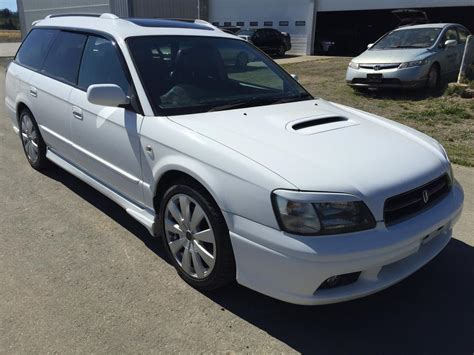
[
  {"left": 18, "top": 0, "right": 474, "bottom": 55},
  {"left": 208, "top": 0, "right": 474, "bottom": 54}
]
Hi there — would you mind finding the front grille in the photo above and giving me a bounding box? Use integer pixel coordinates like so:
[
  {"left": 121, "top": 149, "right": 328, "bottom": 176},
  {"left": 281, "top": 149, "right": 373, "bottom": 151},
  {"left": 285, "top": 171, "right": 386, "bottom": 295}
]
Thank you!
[
  {"left": 359, "top": 63, "right": 401, "bottom": 70},
  {"left": 384, "top": 174, "right": 451, "bottom": 226},
  {"left": 352, "top": 78, "right": 401, "bottom": 85}
]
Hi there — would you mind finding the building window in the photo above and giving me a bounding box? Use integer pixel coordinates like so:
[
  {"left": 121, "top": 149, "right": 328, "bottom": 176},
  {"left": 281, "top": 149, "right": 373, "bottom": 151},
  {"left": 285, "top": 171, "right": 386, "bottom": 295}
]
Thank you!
[
  {"left": 236, "top": 21, "right": 244, "bottom": 27},
  {"left": 295, "top": 21, "right": 306, "bottom": 26},
  {"left": 279, "top": 21, "right": 289, "bottom": 26},
  {"left": 223, "top": 21, "right": 231, "bottom": 27},
  {"left": 250, "top": 21, "right": 258, "bottom": 27},
  {"left": 212, "top": 22, "right": 219, "bottom": 26},
  {"left": 264, "top": 21, "right": 273, "bottom": 27}
]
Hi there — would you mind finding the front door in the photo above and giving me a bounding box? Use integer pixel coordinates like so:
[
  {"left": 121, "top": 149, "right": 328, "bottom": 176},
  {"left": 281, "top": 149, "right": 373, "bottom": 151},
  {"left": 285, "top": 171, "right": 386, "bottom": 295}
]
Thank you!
[{"left": 70, "top": 35, "right": 144, "bottom": 204}]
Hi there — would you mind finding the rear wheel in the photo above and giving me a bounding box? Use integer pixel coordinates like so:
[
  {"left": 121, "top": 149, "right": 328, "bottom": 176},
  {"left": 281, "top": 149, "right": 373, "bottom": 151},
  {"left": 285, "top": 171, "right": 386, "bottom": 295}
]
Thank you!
[
  {"left": 235, "top": 52, "right": 249, "bottom": 68},
  {"left": 160, "top": 179, "right": 235, "bottom": 291},
  {"left": 19, "top": 109, "right": 49, "bottom": 170},
  {"left": 277, "top": 44, "right": 286, "bottom": 57}
]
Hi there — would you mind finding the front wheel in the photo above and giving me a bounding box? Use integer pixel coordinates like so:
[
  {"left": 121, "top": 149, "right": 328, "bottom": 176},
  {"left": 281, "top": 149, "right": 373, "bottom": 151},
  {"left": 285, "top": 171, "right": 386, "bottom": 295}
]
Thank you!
[
  {"left": 426, "top": 64, "right": 440, "bottom": 90},
  {"left": 160, "top": 179, "right": 235, "bottom": 291}
]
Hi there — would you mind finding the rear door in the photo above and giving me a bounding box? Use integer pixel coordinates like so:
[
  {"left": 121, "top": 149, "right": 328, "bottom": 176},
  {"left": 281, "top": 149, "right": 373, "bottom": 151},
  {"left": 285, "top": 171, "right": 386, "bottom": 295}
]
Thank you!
[
  {"left": 69, "top": 35, "right": 144, "bottom": 204},
  {"left": 29, "top": 30, "right": 87, "bottom": 161}
]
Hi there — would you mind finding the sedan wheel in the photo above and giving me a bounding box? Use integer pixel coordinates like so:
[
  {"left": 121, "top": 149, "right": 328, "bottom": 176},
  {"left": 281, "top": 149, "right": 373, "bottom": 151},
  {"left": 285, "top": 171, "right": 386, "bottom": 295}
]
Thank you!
[
  {"left": 426, "top": 65, "right": 440, "bottom": 90},
  {"left": 164, "top": 194, "right": 216, "bottom": 279}
]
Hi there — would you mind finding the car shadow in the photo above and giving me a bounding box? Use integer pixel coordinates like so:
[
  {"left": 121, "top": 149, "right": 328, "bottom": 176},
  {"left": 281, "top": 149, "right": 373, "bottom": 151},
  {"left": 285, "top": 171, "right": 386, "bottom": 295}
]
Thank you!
[
  {"left": 40, "top": 164, "right": 169, "bottom": 263},
  {"left": 355, "top": 82, "right": 449, "bottom": 101},
  {"left": 42, "top": 165, "right": 473, "bottom": 354},
  {"left": 204, "top": 238, "right": 474, "bottom": 354}
]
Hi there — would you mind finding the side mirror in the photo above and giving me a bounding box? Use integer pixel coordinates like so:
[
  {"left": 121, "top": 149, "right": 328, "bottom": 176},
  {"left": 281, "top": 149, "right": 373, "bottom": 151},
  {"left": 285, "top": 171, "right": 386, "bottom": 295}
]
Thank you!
[
  {"left": 87, "top": 84, "right": 130, "bottom": 107},
  {"left": 291, "top": 74, "right": 299, "bottom": 82},
  {"left": 444, "top": 39, "right": 457, "bottom": 48},
  {"left": 367, "top": 43, "right": 374, "bottom": 49}
]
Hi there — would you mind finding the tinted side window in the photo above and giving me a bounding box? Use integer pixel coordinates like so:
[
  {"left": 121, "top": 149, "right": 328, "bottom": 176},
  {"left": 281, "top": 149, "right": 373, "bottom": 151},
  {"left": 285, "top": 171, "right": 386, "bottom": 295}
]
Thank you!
[
  {"left": 16, "top": 29, "right": 58, "bottom": 70},
  {"left": 458, "top": 28, "right": 470, "bottom": 43},
  {"left": 42, "top": 31, "right": 87, "bottom": 85},
  {"left": 78, "top": 36, "right": 130, "bottom": 94},
  {"left": 443, "top": 28, "right": 458, "bottom": 43}
]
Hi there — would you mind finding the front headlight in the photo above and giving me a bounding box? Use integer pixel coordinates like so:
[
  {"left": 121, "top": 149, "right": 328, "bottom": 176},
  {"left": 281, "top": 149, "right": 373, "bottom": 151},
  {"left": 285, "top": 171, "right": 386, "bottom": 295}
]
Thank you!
[
  {"left": 348, "top": 61, "right": 360, "bottom": 69},
  {"left": 272, "top": 193, "right": 376, "bottom": 236},
  {"left": 438, "top": 142, "right": 454, "bottom": 184},
  {"left": 399, "top": 59, "right": 429, "bottom": 69}
]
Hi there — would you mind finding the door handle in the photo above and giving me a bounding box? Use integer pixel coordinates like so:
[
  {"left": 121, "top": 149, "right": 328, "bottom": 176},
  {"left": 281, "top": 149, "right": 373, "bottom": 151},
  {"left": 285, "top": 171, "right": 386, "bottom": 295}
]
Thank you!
[
  {"left": 29, "top": 87, "right": 37, "bottom": 98},
  {"left": 72, "top": 106, "right": 83, "bottom": 120}
]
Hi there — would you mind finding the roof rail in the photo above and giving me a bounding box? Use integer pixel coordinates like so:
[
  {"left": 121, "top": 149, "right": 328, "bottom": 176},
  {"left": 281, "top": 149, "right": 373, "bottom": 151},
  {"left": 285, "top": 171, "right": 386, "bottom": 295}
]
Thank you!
[
  {"left": 44, "top": 13, "right": 119, "bottom": 20},
  {"left": 194, "top": 19, "right": 221, "bottom": 31}
]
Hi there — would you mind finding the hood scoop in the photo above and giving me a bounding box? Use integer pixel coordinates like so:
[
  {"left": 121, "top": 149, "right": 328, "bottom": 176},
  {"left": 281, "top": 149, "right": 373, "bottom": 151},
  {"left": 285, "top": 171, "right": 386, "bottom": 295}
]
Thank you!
[{"left": 288, "top": 116, "right": 359, "bottom": 135}]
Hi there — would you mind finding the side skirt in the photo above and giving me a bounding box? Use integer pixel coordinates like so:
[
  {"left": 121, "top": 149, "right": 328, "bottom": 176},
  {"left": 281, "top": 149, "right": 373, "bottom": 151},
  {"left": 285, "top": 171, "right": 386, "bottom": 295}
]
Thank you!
[{"left": 46, "top": 148, "right": 157, "bottom": 236}]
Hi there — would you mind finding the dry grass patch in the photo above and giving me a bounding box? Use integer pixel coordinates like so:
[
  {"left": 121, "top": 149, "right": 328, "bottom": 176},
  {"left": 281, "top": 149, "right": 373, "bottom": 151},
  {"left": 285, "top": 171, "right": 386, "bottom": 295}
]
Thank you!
[{"left": 282, "top": 57, "right": 474, "bottom": 167}]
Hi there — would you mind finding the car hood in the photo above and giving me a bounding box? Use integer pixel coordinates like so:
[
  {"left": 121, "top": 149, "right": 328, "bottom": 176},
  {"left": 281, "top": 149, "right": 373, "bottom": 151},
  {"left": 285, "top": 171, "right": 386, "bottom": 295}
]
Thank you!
[
  {"left": 169, "top": 99, "right": 448, "bottom": 219},
  {"left": 354, "top": 48, "right": 431, "bottom": 64}
]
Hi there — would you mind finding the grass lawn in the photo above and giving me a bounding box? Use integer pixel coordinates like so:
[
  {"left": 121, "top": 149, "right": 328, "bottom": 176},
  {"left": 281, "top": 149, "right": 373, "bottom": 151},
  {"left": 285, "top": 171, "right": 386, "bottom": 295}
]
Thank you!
[
  {"left": 282, "top": 57, "right": 474, "bottom": 167},
  {"left": 0, "top": 30, "right": 20, "bottom": 42}
]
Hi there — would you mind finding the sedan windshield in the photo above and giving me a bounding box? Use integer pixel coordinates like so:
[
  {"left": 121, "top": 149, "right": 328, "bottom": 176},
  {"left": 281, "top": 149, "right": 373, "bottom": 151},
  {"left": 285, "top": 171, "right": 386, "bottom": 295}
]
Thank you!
[
  {"left": 372, "top": 28, "right": 442, "bottom": 49},
  {"left": 236, "top": 29, "right": 256, "bottom": 36},
  {"left": 127, "top": 36, "right": 311, "bottom": 115}
]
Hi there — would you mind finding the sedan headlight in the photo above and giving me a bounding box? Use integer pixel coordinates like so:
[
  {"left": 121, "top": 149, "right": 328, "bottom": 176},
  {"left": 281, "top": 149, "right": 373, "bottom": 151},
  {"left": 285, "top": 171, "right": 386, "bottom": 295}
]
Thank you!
[
  {"left": 348, "top": 61, "right": 360, "bottom": 69},
  {"left": 272, "top": 193, "right": 376, "bottom": 236},
  {"left": 399, "top": 59, "right": 429, "bottom": 69}
]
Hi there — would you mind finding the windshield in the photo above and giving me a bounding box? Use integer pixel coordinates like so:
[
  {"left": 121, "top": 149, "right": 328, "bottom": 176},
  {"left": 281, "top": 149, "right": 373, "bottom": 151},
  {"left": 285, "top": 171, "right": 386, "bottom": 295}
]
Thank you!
[
  {"left": 236, "top": 29, "right": 256, "bottom": 36},
  {"left": 127, "top": 36, "right": 311, "bottom": 115},
  {"left": 372, "top": 28, "right": 442, "bottom": 49}
]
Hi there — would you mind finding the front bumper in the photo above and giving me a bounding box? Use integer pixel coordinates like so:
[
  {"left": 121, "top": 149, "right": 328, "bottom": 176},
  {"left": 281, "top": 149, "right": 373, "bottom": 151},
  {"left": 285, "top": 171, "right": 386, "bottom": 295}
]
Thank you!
[
  {"left": 229, "top": 181, "right": 464, "bottom": 305},
  {"left": 346, "top": 64, "right": 430, "bottom": 89}
]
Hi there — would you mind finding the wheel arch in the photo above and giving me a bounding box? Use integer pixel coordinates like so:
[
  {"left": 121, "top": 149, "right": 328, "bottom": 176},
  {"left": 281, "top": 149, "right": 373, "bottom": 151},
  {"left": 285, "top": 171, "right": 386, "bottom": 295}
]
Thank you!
[
  {"left": 152, "top": 167, "right": 233, "bottom": 230},
  {"left": 16, "top": 101, "right": 30, "bottom": 126}
]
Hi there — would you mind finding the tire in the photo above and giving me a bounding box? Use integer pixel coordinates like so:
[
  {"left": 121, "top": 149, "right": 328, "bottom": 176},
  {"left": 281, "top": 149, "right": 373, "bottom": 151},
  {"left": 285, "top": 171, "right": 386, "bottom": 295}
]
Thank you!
[
  {"left": 19, "top": 109, "right": 49, "bottom": 171},
  {"left": 235, "top": 52, "right": 249, "bottom": 68},
  {"left": 426, "top": 64, "right": 440, "bottom": 90},
  {"left": 159, "top": 178, "right": 236, "bottom": 291},
  {"left": 277, "top": 44, "right": 286, "bottom": 57}
]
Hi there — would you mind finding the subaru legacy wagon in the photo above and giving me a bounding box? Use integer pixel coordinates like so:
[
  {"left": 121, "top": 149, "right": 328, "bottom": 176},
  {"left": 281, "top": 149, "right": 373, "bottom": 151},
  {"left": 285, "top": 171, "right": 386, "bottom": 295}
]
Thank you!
[{"left": 5, "top": 14, "right": 463, "bottom": 305}]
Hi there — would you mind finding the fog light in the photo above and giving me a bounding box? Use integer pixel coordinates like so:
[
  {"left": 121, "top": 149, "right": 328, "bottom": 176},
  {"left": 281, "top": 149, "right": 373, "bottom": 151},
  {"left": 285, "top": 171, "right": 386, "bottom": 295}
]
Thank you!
[{"left": 318, "top": 272, "right": 361, "bottom": 290}]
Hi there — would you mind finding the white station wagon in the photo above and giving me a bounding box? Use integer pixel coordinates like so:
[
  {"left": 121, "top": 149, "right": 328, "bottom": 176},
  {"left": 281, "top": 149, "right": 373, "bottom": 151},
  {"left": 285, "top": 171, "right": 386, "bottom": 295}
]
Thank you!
[{"left": 5, "top": 14, "right": 464, "bottom": 305}]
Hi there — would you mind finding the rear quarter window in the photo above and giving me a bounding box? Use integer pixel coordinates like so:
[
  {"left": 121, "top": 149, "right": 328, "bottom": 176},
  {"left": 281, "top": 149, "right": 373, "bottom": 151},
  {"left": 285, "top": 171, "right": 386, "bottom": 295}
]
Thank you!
[{"left": 16, "top": 29, "right": 58, "bottom": 70}]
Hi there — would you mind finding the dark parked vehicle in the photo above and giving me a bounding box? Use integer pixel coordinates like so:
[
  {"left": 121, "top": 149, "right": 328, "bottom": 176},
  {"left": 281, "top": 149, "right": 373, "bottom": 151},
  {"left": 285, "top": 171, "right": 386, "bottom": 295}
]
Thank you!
[{"left": 237, "top": 28, "right": 291, "bottom": 57}]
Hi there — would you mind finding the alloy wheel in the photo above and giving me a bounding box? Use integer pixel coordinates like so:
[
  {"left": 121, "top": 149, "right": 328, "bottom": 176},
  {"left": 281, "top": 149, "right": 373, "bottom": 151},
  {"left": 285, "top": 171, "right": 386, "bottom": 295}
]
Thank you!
[
  {"left": 21, "top": 113, "right": 39, "bottom": 164},
  {"left": 164, "top": 193, "right": 216, "bottom": 279}
]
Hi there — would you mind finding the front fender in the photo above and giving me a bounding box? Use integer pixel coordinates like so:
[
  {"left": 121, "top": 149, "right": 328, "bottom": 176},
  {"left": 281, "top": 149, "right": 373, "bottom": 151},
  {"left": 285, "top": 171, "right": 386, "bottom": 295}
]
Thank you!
[{"left": 139, "top": 116, "right": 294, "bottom": 229}]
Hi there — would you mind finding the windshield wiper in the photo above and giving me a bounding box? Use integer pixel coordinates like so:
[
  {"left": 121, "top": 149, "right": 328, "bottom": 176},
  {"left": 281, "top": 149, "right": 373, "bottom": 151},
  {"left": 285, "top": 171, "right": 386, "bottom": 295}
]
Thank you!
[
  {"left": 208, "top": 94, "right": 313, "bottom": 112},
  {"left": 392, "top": 45, "right": 425, "bottom": 48}
]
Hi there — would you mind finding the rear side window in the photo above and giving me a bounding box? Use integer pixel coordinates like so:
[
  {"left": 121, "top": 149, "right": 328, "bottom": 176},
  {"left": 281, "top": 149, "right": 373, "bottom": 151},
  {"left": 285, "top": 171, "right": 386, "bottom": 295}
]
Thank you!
[
  {"left": 42, "top": 31, "right": 87, "bottom": 85},
  {"left": 78, "top": 36, "right": 131, "bottom": 94},
  {"left": 16, "top": 29, "right": 58, "bottom": 70}
]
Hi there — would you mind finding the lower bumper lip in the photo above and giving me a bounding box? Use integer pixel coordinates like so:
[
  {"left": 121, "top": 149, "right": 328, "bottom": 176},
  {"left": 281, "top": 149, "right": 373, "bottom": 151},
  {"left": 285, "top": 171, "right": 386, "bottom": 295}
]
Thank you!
[{"left": 228, "top": 182, "right": 463, "bottom": 305}]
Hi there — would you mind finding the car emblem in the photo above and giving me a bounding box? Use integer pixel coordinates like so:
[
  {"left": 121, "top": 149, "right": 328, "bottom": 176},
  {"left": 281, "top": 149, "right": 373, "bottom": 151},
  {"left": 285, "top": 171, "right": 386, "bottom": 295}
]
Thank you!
[
  {"left": 374, "top": 65, "right": 381, "bottom": 71},
  {"left": 422, "top": 190, "right": 429, "bottom": 204}
]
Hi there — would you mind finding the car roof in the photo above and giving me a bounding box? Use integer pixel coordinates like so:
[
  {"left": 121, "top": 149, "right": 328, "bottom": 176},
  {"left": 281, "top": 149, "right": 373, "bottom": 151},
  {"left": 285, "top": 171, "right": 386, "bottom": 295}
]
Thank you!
[
  {"left": 394, "top": 23, "right": 463, "bottom": 31},
  {"left": 33, "top": 13, "right": 240, "bottom": 41}
]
